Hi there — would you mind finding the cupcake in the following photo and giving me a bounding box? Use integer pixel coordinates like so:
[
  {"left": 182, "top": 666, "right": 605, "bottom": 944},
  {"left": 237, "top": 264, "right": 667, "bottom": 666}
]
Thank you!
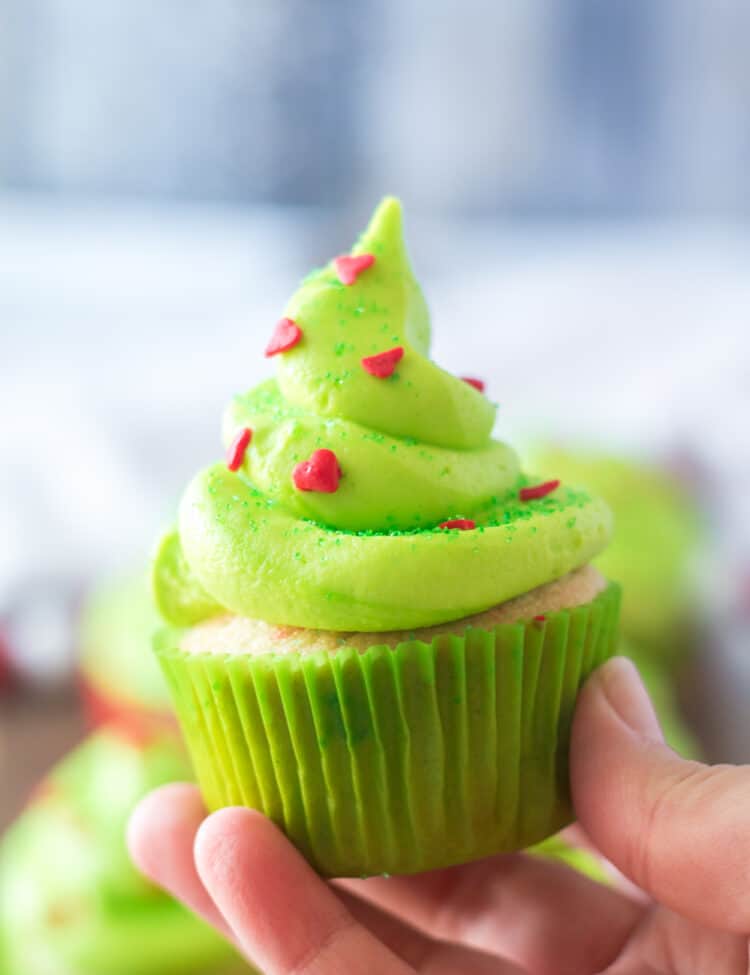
[
  {"left": 152, "top": 197, "right": 618, "bottom": 877},
  {"left": 0, "top": 731, "right": 252, "bottom": 975},
  {"left": 78, "top": 574, "right": 177, "bottom": 739},
  {"left": 532, "top": 447, "right": 702, "bottom": 660}
]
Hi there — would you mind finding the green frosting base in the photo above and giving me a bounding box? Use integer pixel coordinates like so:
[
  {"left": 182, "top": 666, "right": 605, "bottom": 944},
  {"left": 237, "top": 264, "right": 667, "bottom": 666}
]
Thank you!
[
  {"left": 154, "top": 198, "right": 612, "bottom": 632},
  {"left": 156, "top": 470, "right": 610, "bottom": 632},
  {"left": 0, "top": 732, "right": 250, "bottom": 975},
  {"left": 157, "top": 583, "right": 620, "bottom": 877}
]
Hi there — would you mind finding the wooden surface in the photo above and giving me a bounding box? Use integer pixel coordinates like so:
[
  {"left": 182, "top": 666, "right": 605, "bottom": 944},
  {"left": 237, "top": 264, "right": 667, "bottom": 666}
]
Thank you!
[{"left": 0, "top": 685, "right": 87, "bottom": 831}]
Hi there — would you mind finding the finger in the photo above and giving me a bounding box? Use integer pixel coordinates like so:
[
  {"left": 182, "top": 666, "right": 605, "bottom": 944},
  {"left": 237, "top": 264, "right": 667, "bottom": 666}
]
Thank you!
[
  {"left": 127, "top": 783, "right": 232, "bottom": 939},
  {"left": 194, "top": 807, "right": 521, "bottom": 974},
  {"left": 339, "top": 850, "right": 642, "bottom": 975},
  {"left": 606, "top": 905, "right": 747, "bottom": 975},
  {"left": 339, "top": 891, "right": 522, "bottom": 974},
  {"left": 572, "top": 655, "right": 750, "bottom": 933},
  {"left": 195, "top": 807, "right": 412, "bottom": 974}
]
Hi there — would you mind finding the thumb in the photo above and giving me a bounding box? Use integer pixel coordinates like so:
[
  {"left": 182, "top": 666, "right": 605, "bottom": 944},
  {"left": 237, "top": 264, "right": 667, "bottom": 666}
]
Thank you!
[{"left": 571, "top": 656, "right": 750, "bottom": 933}]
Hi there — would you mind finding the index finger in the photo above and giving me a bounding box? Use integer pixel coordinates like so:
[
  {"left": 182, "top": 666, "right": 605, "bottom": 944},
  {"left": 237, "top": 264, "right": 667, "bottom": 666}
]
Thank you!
[{"left": 194, "top": 807, "right": 520, "bottom": 974}]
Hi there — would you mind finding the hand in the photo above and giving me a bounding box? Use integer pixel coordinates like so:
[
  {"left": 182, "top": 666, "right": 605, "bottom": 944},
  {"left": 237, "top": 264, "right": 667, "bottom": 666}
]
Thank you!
[{"left": 128, "top": 658, "right": 750, "bottom": 974}]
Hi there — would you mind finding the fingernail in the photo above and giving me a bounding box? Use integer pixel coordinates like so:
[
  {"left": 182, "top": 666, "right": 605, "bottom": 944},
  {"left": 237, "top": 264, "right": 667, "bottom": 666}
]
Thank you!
[{"left": 596, "top": 657, "right": 664, "bottom": 741}]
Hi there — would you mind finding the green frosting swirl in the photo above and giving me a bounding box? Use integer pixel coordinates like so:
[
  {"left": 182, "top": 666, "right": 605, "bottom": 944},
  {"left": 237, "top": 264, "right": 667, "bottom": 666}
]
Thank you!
[{"left": 154, "top": 198, "right": 612, "bottom": 632}]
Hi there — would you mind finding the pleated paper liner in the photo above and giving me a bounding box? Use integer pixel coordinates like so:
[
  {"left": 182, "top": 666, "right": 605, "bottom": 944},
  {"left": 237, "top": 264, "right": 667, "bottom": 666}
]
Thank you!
[{"left": 155, "top": 582, "right": 620, "bottom": 877}]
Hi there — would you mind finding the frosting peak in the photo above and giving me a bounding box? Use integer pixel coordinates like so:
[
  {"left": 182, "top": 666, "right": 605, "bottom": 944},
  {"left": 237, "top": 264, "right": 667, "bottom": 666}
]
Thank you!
[
  {"left": 153, "top": 198, "right": 612, "bottom": 632},
  {"left": 277, "top": 197, "right": 495, "bottom": 449}
]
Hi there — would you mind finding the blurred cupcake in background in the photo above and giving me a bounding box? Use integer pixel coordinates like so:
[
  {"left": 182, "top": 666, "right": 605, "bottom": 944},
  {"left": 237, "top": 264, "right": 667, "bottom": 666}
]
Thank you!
[
  {"left": 530, "top": 446, "right": 704, "bottom": 662},
  {"left": 0, "top": 730, "right": 253, "bottom": 975},
  {"left": 622, "top": 638, "right": 701, "bottom": 758},
  {"left": 78, "top": 575, "right": 177, "bottom": 740}
]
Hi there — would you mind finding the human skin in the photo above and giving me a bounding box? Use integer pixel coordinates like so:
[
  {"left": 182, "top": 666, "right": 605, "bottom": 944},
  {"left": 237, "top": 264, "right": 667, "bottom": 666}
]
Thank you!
[{"left": 128, "top": 658, "right": 749, "bottom": 974}]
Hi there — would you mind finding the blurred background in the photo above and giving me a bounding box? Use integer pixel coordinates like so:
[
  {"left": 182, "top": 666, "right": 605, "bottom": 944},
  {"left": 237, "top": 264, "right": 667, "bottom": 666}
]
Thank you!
[{"left": 1, "top": 2, "right": 750, "bottom": 969}]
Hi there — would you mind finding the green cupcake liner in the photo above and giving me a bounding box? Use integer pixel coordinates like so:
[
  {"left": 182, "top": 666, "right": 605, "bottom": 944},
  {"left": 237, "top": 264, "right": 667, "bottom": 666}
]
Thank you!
[{"left": 156, "top": 583, "right": 620, "bottom": 877}]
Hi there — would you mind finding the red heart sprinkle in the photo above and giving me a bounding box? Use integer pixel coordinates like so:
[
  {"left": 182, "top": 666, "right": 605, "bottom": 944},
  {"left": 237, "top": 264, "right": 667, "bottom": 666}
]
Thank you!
[
  {"left": 533, "top": 615, "right": 546, "bottom": 623},
  {"left": 334, "top": 253, "right": 375, "bottom": 285},
  {"left": 519, "top": 479, "right": 560, "bottom": 502},
  {"left": 292, "top": 449, "right": 342, "bottom": 493},
  {"left": 439, "top": 518, "right": 476, "bottom": 531},
  {"left": 265, "top": 318, "right": 302, "bottom": 357},
  {"left": 462, "top": 376, "right": 485, "bottom": 393},
  {"left": 226, "top": 427, "right": 252, "bottom": 471},
  {"left": 361, "top": 346, "right": 404, "bottom": 378}
]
